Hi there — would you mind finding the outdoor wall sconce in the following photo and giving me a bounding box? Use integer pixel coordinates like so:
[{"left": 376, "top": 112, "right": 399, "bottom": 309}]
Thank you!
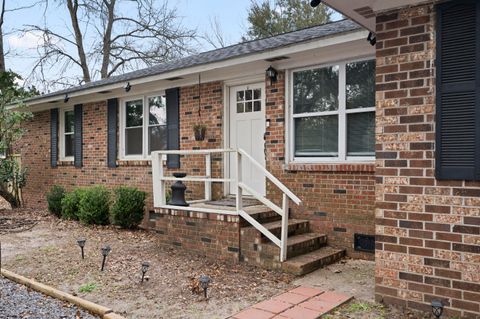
[
  {"left": 100, "top": 245, "right": 111, "bottom": 271},
  {"left": 77, "top": 238, "right": 86, "bottom": 259},
  {"left": 367, "top": 32, "right": 377, "bottom": 46},
  {"left": 124, "top": 82, "right": 132, "bottom": 92},
  {"left": 310, "top": 0, "right": 321, "bottom": 7},
  {"left": 266, "top": 66, "right": 278, "bottom": 85},
  {"left": 141, "top": 261, "right": 150, "bottom": 283},
  {"left": 64, "top": 93, "right": 69, "bottom": 103},
  {"left": 199, "top": 275, "right": 211, "bottom": 299},
  {"left": 431, "top": 300, "right": 444, "bottom": 318},
  {"left": 168, "top": 172, "right": 189, "bottom": 206}
]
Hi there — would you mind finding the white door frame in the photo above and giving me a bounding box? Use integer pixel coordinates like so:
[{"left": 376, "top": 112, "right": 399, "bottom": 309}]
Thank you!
[{"left": 225, "top": 80, "right": 266, "bottom": 196}]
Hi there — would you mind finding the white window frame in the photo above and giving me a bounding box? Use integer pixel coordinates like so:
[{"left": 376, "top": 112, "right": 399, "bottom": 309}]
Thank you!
[
  {"left": 120, "top": 92, "right": 166, "bottom": 160},
  {"left": 59, "top": 107, "right": 74, "bottom": 161},
  {"left": 288, "top": 57, "right": 376, "bottom": 164}
]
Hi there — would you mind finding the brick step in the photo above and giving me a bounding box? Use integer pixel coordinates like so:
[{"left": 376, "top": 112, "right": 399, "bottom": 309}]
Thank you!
[
  {"left": 263, "top": 233, "right": 328, "bottom": 259},
  {"left": 239, "top": 207, "right": 281, "bottom": 227},
  {"left": 282, "top": 246, "right": 346, "bottom": 276},
  {"left": 242, "top": 219, "right": 310, "bottom": 242}
]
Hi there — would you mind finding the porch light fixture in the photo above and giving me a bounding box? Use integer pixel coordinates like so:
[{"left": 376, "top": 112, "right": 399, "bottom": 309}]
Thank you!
[
  {"left": 100, "top": 245, "right": 111, "bottom": 271},
  {"left": 76, "top": 238, "right": 86, "bottom": 259},
  {"left": 199, "top": 275, "right": 211, "bottom": 299},
  {"left": 431, "top": 300, "right": 444, "bottom": 318},
  {"left": 310, "top": 0, "right": 321, "bottom": 7},
  {"left": 64, "top": 94, "right": 69, "bottom": 103},
  {"left": 266, "top": 66, "right": 278, "bottom": 85},
  {"left": 141, "top": 261, "right": 150, "bottom": 283},
  {"left": 367, "top": 32, "right": 377, "bottom": 46},
  {"left": 124, "top": 82, "right": 132, "bottom": 92}
]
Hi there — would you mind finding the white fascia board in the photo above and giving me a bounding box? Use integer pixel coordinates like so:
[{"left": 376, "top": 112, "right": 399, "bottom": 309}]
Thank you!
[{"left": 24, "top": 29, "right": 368, "bottom": 108}]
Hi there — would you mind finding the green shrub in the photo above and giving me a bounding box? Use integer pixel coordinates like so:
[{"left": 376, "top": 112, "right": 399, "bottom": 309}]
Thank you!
[
  {"left": 110, "top": 186, "right": 147, "bottom": 228},
  {"left": 77, "top": 186, "right": 110, "bottom": 225},
  {"left": 61, "top": 188, "right": 86, "bottom": 220},
  {"left": 46, "top": 185, "right": 65, "bottom": 217}
]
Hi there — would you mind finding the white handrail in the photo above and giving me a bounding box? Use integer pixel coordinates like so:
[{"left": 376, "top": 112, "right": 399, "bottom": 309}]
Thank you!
[
  {"left": 151, "top": 148, "right": 302, "bottom": 263},
  {"left": 237, "top": 148, "right": 302, "bottom": 205}
]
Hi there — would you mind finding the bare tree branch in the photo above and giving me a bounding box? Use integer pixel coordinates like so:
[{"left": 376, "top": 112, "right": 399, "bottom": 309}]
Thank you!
[{"left": 0, "top": 0, "right": 6, "bottom": 72}]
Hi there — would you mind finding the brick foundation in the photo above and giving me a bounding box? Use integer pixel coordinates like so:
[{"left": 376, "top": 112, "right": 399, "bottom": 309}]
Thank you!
[
  {"left": 375, "top": 3, "right": 480, "bottom": 317},
  {"left": 149, "top": 208, "right": 240, "bottom": 263}
]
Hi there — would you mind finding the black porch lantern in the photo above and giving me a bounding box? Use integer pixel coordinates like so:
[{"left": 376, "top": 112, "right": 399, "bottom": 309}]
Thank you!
[
  {"left": 199, "top": 275, "right": 211, "bottom": 299},
  {"left": 266, "top": 66, "right": 278, "bottom": 84},
  {"left": 310, "top": 0, "right": 321, "bottom": 7},
  {"left": 100, "top": 245, "right": 111, "bottom": 271},
  {"left": 431, "top": 300, "right": 444, "bottom": 318},
  {"left": 77, "top": 238, "right": 86, "bottom": 259},
  {"left": 141, "top": 261, "right": 150, "bottom": 283},
  {"left": 168, "top": 172, "right": 189, "bottom": 206}
]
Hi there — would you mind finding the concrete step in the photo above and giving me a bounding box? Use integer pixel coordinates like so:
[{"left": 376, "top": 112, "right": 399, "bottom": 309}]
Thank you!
[
  {"left": 282, "top": 246, "right": 346, "bottom": 276},
  {"left": 264, "top": 232, "right": 328, "bottom": 259}
]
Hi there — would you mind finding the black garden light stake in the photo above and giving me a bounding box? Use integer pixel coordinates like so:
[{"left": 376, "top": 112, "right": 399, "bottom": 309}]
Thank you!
[
  {"left": 141, "top": 262, "right": 150, "bottom": 283},
  {"left": 199, "top": 275, "right": 211, "bottom": 299},
  {"left": 431, "top": 300, "right": 444, "bottom": 319},
  {"left": 77, "top": 238, "right": 86, "bottom": 259},
  {"left": 100, "top": 245, "right": 111, "bottom": 271}
]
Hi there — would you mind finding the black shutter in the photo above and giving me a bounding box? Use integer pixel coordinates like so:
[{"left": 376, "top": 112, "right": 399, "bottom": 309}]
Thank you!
[
  {"left": 436, "top": 1, "right": 480, "bottom": 180},
  {"left": 166, "top": 87, "right": 180, "bottom": 168},
  {"left": 107, "top": 98, "right": 118, "bottom": 168},
  {"left": 74, "top": 104, "right": 83, "bottom": 168},
  {"left": 50, "top": 108, "right": 59, "bottom": 168}
]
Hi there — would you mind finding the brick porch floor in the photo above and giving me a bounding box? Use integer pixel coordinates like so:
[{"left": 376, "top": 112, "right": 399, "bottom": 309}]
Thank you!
[{"left": 229, "top": 286, "right": 352, "bottom": 319}]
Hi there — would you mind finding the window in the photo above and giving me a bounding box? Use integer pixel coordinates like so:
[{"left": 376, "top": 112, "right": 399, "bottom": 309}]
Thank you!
[
  {"left": 436, "top": 0, "right": 480, "bottom": 180},
  {"left": 121, "top": 94, "right": 166, "bottom": 158},
  {"left": 290, "top": 59, "right": 375, "bottom": 162},
  {"left": 236, "top": 88, "right": 262, "bottom": 113},
  {"left": 60, "top": 108, "right": 75, "bottom": 160}
]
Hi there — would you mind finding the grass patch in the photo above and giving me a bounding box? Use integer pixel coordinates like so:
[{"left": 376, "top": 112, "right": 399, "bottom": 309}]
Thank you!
[
  {"left": 347, "top": 302, "right": 373, "bottom": 312},
  {"left": 15, "top": 255, "right": 25, "bottom": 261},
  {"left": 79, "top": 282, "right": 98, "bottom": 293}
]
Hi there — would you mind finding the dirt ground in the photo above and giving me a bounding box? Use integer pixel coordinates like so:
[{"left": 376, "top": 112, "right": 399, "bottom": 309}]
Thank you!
[{"left": 0, "top": 208, "right": 432, "bottom": 319}]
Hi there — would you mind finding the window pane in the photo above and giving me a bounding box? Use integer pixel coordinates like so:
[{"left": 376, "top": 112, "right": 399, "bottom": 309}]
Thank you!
[
  {"left": 245, "top": 90, "right": 252, "bottom": 100},
  {"left": 126, "top": 100, "right": 143, "bottom": 127},
  {"left": 346, "top": 60, "right": 375, "bottom": 109},
  {"left": 148, "top": 96, "right": 166, "bottom": 125},
  {"left": 126, "top": 127, "right": 143, "bottom": 155},
  {"left": 65, "top": 134, "right": 74, "bottom": 157},
  {"left": 293, "top": 66, "right": 339, "bottom": 114},
  {"left": 237, "top": 103, "right": 244, "bottom": 113},
  {"left": 347, "top": 112, "right": 375, "bottom": 156},
  {"left": 254, "top": 89, "right": 261, "bottom": 100},
  {"left": 149, "top": 126, "right": 167, "bottom": 154},
  {"left": 236, "top": 91, "right": 244, "bottom": 101},
  {"left": 245, "top": 101, "right": 252, "bottom": 112},
  {"left": 295, "top": 115, "right": 338, "bottom": 157},
  {"left": 254, "top": 101, "right": 261, "bottom": 112},
  {"left": 65, "top": 111, "right": 74, "bottom": 133}
]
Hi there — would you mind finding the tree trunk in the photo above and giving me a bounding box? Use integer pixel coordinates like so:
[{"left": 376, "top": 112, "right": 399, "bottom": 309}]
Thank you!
[
  {"left": 66, "top": 0, "right": 91, "bottom": 83},
  {"left": 0, "top": 0, "right": 5, "bottom": 72},
  {"left": 100, "top": 0, "right": 115, "bottom": 79}
]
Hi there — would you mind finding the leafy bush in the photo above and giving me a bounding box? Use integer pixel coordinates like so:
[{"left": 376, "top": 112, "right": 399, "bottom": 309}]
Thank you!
[
  {"left": 46, "top": 185, "right": 65, "bottom": 217},
  {"left": 110, "top": 186, "right": 147, "bottom": 228},
  {"left": 61, "top": 188, "right": 86, "bottom": 220},
  {"left": 78, "top": 282, "right": 98, "bottom": 293},
  {"left": 77, "top": 186, "right": 110, "bottom": 225}
]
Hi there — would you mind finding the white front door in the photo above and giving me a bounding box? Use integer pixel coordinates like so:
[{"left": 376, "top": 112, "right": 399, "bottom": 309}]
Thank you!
[{"left": 229, "top": 83, "right": 266, "bottom": 196}]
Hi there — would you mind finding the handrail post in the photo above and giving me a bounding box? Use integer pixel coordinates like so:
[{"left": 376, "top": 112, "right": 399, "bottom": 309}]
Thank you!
[
  {"left": 280, "top": 193, "right": 289, "bottom": 262},
  {"left": 152, "top": 152, "right": 165, "bottom": 206},
  {"left": 236, "top": 151, "right": 243, "bottom": 212},
  {"left": 205, "top": 153, "right": 212, "bottom": 201}
]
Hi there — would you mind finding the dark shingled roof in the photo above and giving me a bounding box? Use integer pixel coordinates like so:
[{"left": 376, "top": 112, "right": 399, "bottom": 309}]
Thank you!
[{"left": 28, "top": 19, "right": 362, "bottom": 102}]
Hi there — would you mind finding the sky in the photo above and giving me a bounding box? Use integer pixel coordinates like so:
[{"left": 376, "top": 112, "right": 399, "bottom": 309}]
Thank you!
[{"left": 2, "top": 0, "right": 339, "bottom": 91}]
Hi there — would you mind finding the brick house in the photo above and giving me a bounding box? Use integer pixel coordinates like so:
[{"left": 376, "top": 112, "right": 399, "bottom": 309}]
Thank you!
[
  {"left": 321, "top": 0, "right": 480, "bottom": 317},
  {"left": 16, "top": 0, "right": 480, "bottom": 316}
]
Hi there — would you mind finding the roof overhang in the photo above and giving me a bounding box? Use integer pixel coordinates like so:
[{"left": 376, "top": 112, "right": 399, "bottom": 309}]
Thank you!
[
  {"left": 323, "top": 0, "right": 434, "bottom": 31},
  {"left": 21, "top": 28, "right": 370, "bottom": 111}
]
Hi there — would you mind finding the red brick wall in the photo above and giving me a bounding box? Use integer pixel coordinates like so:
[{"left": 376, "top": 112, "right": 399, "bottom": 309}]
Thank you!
[
  {"left": 375, "top": 4, "right": 480, "bottom": 317},
  {"left": 18, "top": 81, "right": 224, "bottom": 210},
  {"left": 264, "top": 73, "right": 376, "bottom": 260},
  {"left": 150, "top": 208, "right": 240, "bottom": 263}
]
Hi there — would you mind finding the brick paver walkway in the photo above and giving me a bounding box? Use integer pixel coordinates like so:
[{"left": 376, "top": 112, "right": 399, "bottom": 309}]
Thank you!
[{"left": 230, "top": 286, "right": 352, "bottom": 319}]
